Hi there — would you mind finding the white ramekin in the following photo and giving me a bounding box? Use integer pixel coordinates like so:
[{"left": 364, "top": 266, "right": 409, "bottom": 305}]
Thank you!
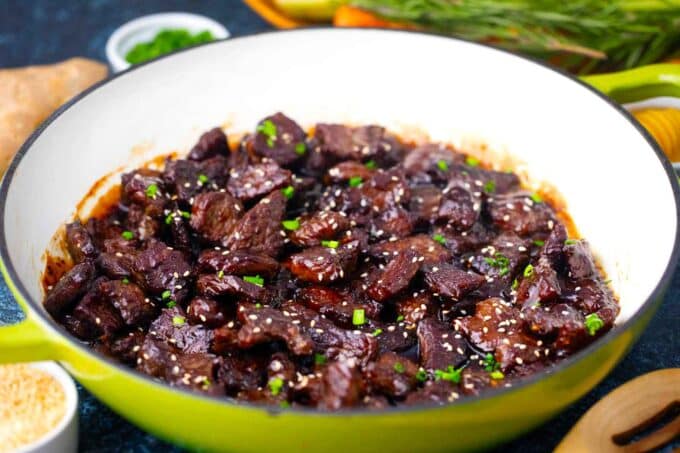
[
  {"left": 106, "top": 12, "right": 229, "bottom": 73},
  {"left": 13, "top": 362, "right": 79, "bottom": 453}
]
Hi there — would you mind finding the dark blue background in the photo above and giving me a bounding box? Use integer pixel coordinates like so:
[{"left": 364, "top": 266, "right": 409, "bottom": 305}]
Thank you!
[{"left": 1, "top": 1, "right": 678, "bottom": 451}]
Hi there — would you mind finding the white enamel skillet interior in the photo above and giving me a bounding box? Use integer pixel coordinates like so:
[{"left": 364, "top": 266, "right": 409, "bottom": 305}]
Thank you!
[{"left": 1, "top": 28, "right": 679, "bottom": 401}]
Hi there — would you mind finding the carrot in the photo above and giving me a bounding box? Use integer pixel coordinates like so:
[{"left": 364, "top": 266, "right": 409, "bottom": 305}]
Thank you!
[{"left": 332, "top": 5, "right": 413, "bottom": 29}]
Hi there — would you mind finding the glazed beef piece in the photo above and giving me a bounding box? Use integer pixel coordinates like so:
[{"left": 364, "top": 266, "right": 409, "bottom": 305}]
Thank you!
[
  {"left": 227, "top": 162, "right": 292, "bottom": 202},
  {"left": 188, "top": 127, "right": 229, "bottom": 161},
  {"left": 44, "top": 114, "right": 617, "bottom": 409},
  {"left": 190, "top": 192, "right": 243, "bottom": 245},
  {"left": 65, "top": 220, "right": 98, "bottom": 264},
  {"left": 44, "top": 261, "right": 96, "bottom": 317},
  {"left": 251, "top": 113, "right": 307, "bottom": 167}
]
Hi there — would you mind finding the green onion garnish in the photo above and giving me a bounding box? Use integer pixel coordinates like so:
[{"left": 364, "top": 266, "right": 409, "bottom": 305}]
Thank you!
[
  {"left": 294, "top": 142, "right": 306, "bottom": 155},
  {"left": 321, "top": 240, "right": 339, "bottom": 249},
  {"left": 348, "top": 176, "right": 363, "bottom": 188},
  {"left": 198, "top": 174, "right": 209, "bottom": 184},
  {"left": 585, "top": 313, "right": 604, "bottom": 336},
  {"left": 145, "top": 184, "right": 158, "bottom": 198},
  {"left": 121, "top": 231, "right": 134, "bottom": 240},
  {"left": 432, "top": 233, "right": 446, "bottom": 246},
  {"left": 281, "top": 219, "right": 300, "bottom": 231},
  {"left": 533, "top": 239, "right": 545, "bottom": 246},
  {"left": 172, "top": 316, "right": 185, "bottom": 326},
  {"left": 564, "top": 239, "right": 578, "bottom": 245},
  {"left": 434, "top": 365, "right": 463, "bottom": 384},
  {"left": 523, "top": 264, "right": 534, "bottom": 277},
  {"left": 268, "top": 377, "right": 284, "bottom": 396},
  {"left": 162, "top": 290, "right": 171, "bottom": 300},
  {"left": 415, "top": 369, "right": 428, "bottom": 382},
  {"left": 217, "top": 270, "right": 224, "bottom": 279},
  {"left": 465, "top": 156, "right": 479, "bottom": 167},
  {"left": 122, "top": 278, "right": 129, "bottom": 284},
  {"left": 372, "top": 328, "right": 383, "bottom": 337},
  {"left": 256, "top": 119, "right": 277, "bottom": 147},
  {"left": 484, "top": 252, "right": 510, "bottom": 276},
  {"left": 314, "top": 353, "right": 327, "bottom": 365},
  {"left": 530, "top": 192, "right": 543, "bottom": 203},
  {"left": 166, "top": 301, "right": 176, "bottom": 308},
  {"left": 490, "top": 370, "right": 505, "bottom": 380},
  {"left": 364, "top": 160, "right": 377, "bottom": 170},
  {"left": 352, "top": 308, "right": 366, "bottom": 326},
  {"left": 396, "top": 315, "right": 405, "bottom": 322},
  {"left": 393, "top": 362, "right": 405, "bottom": 374},
  {"left": 165, "top": 214, "right": 174, "bottom": 225},
  {"left": 180, "top": 211, "right": 191, "bottom": 219},
  {"left": 483, "top": 180, "right": 496, "bottom": 194},
  {"left": 281, "top": 185, "right": 295, "bottom": 199},
  {"left": 243, "top": 275, "right": 264, "bottom": 287},
  {"left": 436, "top": 159, "right": 449, "bottom": 171}
]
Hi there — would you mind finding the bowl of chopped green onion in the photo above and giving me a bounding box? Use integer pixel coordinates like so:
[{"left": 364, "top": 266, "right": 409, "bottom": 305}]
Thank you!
[{"left": 106, "top": 12, "right": 229, "bottom": 72}]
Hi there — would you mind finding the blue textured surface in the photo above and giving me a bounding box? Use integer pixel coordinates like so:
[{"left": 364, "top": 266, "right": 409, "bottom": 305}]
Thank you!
[{"left": 1, "top": 2, "right": 678, "bottom": 452}]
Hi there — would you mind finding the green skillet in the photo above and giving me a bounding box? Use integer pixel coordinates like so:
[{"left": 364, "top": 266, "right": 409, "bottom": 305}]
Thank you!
[{"left": 0, "top": 29, "right": 679, "bottom": 452}]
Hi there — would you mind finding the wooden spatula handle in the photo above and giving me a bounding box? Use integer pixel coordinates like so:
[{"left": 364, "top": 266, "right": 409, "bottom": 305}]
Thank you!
[{"left": 556, "top": 369, "right": 680, "bottom": 453}]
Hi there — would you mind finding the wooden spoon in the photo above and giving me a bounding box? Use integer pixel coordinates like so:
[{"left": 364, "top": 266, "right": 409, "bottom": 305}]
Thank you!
[{"left": 556, "top": 369, "right": 680, "bottom": 453}]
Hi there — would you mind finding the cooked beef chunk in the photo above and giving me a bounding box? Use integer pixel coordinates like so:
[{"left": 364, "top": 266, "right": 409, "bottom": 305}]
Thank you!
[
  {"left": 319, "top": 360, "right": 365, "bottom": 410},
  {"left": 44, "top": 115, "right": 616, "bottom": 409},
  {"left": 252, "top": 113, "right": 307, "bottom": 167},
  {"left": 132, "top": 240, "right": 192, "bottom": 303},
  {"left": 227, "top": 162, "right": 292, "bottom": 202},
  {"left": 367, "top": 352, "right": 419, "bottom": 398},
  {"left": 287, "top": 240, "right": 359, "bottom": 284},
  {"left": 196, "top": 274, "right": 264, "bottom": 301},
  {"left": 223, "top": 191, "right": 287, "bottom": 257},
  {"left": 190, "top": 192, "right": 243, "bottom": 244},
  {"left": 187, "top": 296, "right": 229, "bottom": 328},
  {"left": 417, "top": 318, "right": 467, "bottom": 370},
  {"left": 66, "top": 220, "right": 98, "bottom": 263},
  {"left": 288, "top": 211, "right": 351, "bottom": 247},
  {"left": 236, "top": 304, "right": 314, "bottom": 355},
  {"left": 44, "top": 260, "right": 96, "bottom": 316},
  {"left": 188, "top": 127, "right": 229, "bottom": 161},
  {"left": 423, "top": 264, "right": 485, "bottom": 301},
  {"left": 197, "top": 249, "right": 279, "bottom": 277},
  {"left": 366, "top": 250, "right": 420, "bottom": 302}
]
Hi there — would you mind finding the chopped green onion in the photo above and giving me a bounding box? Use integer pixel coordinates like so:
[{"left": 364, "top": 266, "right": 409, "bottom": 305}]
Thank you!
[
  {"left": 198, "top": 174, "right": 209, "bottom": 184},
  {"left": 201, "top": 378, "right": 211, "bottom": 390},
  {"left": 533, "top": 239, "right": 545, "bottom": 247},
  {"left": 393, "top": 362, "right": 405, "bottom": 374},
  {"left": 465, "top": 156, "right": 479, "bottom": 167},
  {"left": 352, "top": 308, "right": 366, "bottom": 326},
  {"left": 243, "top": 275, "right": 264, "bottom": 287},
  {"left": 484, "top": 252, "right": 510, "bottom": 276},
  {"left": 348, "top": 176, "right": 363, "bottom": 188},
  {"left": 364, "top": 160, "right": 377, "bottom": 170},
  {"left": 145, "top": 184, "right": 158, "bottom": 198},
  {"left": 482, "top": 353, "right": 498, "bottom": 372},
  {"left": 256, "top": 119, "right": 277, "bottom": 147},
  {"left": 165, "top": 214, "right": 174, "bottom": 225},
  {"left": 281, "top": 185, "right": 295, "bottom": 199},
  {"left": 122, "top": 278, "right": 130, "bottom": 284},
  {"left": 255, "top": 303, "right": 262, "bottom": 309},
  {"left": 314, "top": 353, "right": 327, "bottom": 365},
  {"left": 321, "top": 240, "right": 339, "bottom": 249},
  {"left": 166, "top": 301, "right": 176, "bottom": 308},
  {"left": 483, "top": 180, "right": 496, "bottom": 194},
  {"left": 436, "top": 159, "right": 449, "bottom": 171},
  {"left": 281, "top": 219, "right": 300, "bottom": 231},
  {"left": 511, "top": 278, "right": 519, "bottom": 291},
  {"left": 121, "top": 231, "right": 134, "bottom": 240},
  {"left": 217, "top": 270, "right": 224, "bottom": 279},
  {"left": 523, "top": 264, "right": 534, "bottom": 278},
  {"left": 530, "top": 192, "right": 543, "bottom": 203},
  {"left": 396, "top": 315, "right": 405, "bottom": 322},
  {"left": 172, "top": 316, "right": 185, "bottom": 326},
  {"left": 434, "top": 365, "right": 463, "bottom": 384},
  {"left": 585, "top": 313, "right": 604, "bottom": 336},
  {"left": 268, "top": 377, "right": 284, "bottom": 396},
  {"left": 490, "top": 370, "right": 505, "bottom": 380},
  {"left": 372, "top": 328, "right": 383, "bottom": 337},
  {"left": 180, "top": 211, "right": 191, "bottom": 219},
  {"left": 415, "top": 369, "right": 428, "bottom": 382},
  {"left": 564, "top": 239, "right": 578, "bottom": 245},
  {"left": 294, "top": 142, "right": 306, "bottom": 155},
  {"left": 432, "top": 233, "right": 446, "bottom": 246},
  {"left": 161, "top": 290, "right": 172, "bottom": 300}
]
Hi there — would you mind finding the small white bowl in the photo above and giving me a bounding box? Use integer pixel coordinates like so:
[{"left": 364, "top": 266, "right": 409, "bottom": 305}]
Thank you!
[
  {"left": 106, "top": 12, "right": 229, "bottom": 73},
  {"left": 13, "top": 362, "right": 79, "bottom": 453}
]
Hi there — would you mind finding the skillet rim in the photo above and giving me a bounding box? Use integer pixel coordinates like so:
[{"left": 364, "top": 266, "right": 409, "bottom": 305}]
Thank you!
[{"left": 1, "top": 26, "right": 678, "bottom": 417}]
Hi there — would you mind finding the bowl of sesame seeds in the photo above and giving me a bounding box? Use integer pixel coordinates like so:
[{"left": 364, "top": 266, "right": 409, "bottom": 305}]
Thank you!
[{"left": 0, "top": 362, "right": 78, "bottom": 453}]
